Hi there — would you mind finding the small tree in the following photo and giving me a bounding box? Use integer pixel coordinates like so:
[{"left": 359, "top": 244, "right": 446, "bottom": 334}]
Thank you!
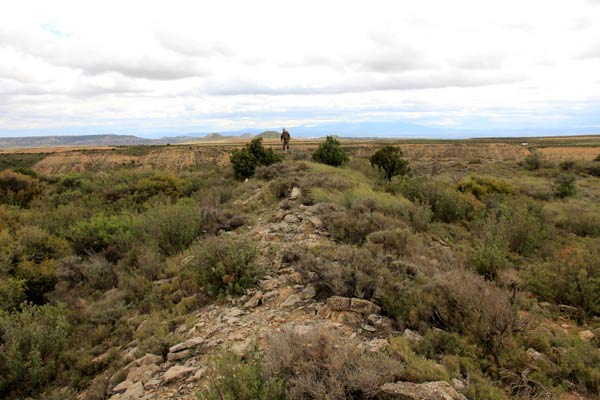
[
  {"left": 312, "top": 136, "right": 348, "bottom": 167},
  {"left": 523, "top": 152, "right": 542, "bottom": 170},
  {"left": 552, "top": 173, "right": 576, "bottom": 198},
  {"left": 231, "top": 138, "right": 281, "bottom": 179},
  {"left": 370, "top": 146, "right": 410, "bottom": 181}
]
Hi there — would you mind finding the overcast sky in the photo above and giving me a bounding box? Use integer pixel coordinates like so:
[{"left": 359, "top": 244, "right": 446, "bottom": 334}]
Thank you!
[{"left": 1, "top": 0, "right": 600, "bottom": 137}]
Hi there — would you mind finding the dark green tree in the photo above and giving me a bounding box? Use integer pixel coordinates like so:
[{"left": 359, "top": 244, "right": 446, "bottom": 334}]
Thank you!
[
  {"left": 312, "top": 136, "right": 349, "bottom": 167},
  {"left": 231, "top": 138, "right": 282, "bottom": 179},
  {"left": 370, "top": 146, "right": 410, "bottom": 181}
]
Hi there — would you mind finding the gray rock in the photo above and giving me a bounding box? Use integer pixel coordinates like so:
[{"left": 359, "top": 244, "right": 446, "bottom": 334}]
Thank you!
[
  {"left": 350, "top": 298, "right": 381, "bottom": 315},
  {"left": 451, "top": 378, "right": 467, "bottom": 393},
  {"left": 284, "top": 214, "right": 300, "bottom": 224},
  {"left": 162, "top": 365, "right": 195, "bottom": 384},
  {"left": 167, "top": 349, "right": 191, "bottom": 362},
  {"left": 243, "top": 291, "right": 263, "bottom": 309},
  {"left": 327, "top": 296, "right": 351, "bottom": 311},
  {"left": 121, "top": 381, "right": 144, "bottom": 399},
  {"left": 308, "top": 216, "right": 323, "bottom": 228},
  {"left": 526, "top": 348, "right": 546, "bottom": 361},
  {"left": 403, "top": 329, "right": 424, "bottom": 343},
  {"left": 127, "top": 364, "right": 161, "bottom": 382},
  {"left": 362, "top": 324, "right": 377, "bottom": 332},
  {"left": 112, "top": 380, "right": 134, "bottom": 394},
  {"left": 301, "top": 285, "right": 316, "bottom": 299},
  {"left": 135, "top": 354, "right": 163, "bottom": 366},
  {"left": 578, "top": 329, "right": 595, "bottom": 342},
  {"left": 290, "top": 187, "right": 301, "bottom": 200},
  {"left": 169, "top": 337, "right": 204, "bottom": 353},
  {"left": 380, "top": 381, "right": 467, "bottom": 400},
  {"left": 281, "top": 294, "right": 302, "bottom": 308}
]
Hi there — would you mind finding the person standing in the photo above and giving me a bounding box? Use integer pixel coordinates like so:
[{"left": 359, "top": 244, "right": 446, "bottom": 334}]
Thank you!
[{"left": 281, "top": 128, "right": 291, "bottom": 152}]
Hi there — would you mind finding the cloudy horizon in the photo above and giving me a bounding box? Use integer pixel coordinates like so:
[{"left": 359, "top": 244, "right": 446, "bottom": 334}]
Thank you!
[{"left": 2, "top": 0, "right": 600, "bottom": 138}]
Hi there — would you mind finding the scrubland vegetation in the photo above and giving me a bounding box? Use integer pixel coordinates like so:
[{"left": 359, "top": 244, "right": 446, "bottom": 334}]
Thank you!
[{"left": 0, "top": 140, "right": 600, "bottom": 399}]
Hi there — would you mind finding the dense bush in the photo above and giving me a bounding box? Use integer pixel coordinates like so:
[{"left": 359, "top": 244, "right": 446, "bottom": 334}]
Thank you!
[
  {"left": 231, "top": 138, "right": 282, "bottom": 179},
  {"left": 382, "top": 269, "right": 515, "bottom": 355},
  {"left": 318, "top": 202, "right": 396, "bottom": 245},
  {"left": 311, "top": 136, "right": 349, "bottom": 167},
  {"left": 0, "top": 277, "right": 26, "bottom": 312},
  {"left": 523, "top": 152, "right": 542, "bottom": 170},
  {"left": 69, "top": 215, "right": 133, "bottom": 256},
  {"left": 391, "top": 176, "right": 476, "bottom": 223},
  {"left": 188, "top": 236, "right": 262, "bottom": 297},
  {"left": 136, "top": 200, "right": 215, "bottom": 256},
  {"left": 0, "top": 170, "right": 42, "bottom": 207},
  {"left": 556, "top": 207, "right": 600, "bottom": 237},
  {"left": 552, "top": 173, "right": 577, "bottom": 198},
  {"left": 457, "top": 175, "right": 513, "bottom": 200},
  {"left": 199, "top": 352, "right": 286, "bottom": 400},
  {"left": 369, "top": 145, "right": 410, "bottom": 181},
  {"left": 0, "top": 303, "right": 70, "bottom": 397},
  {"left": 527, "top": 244, "right": 600, "bottom": 316},
  {"left": 265, "top": 327, "right": 399, "bottom": 399}
]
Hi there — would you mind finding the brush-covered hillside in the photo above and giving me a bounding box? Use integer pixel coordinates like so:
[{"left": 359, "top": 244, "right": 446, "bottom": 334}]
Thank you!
[{"left": 1, "top": 138, "right": 600, "bottom": 400}]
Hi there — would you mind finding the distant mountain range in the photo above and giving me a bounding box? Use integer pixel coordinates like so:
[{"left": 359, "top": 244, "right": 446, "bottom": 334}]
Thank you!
[{"left": 1, "top": 121, "right": 600, "bottom": 149}]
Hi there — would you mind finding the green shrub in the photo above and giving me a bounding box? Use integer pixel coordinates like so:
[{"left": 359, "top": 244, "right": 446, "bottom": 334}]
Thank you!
[
  {"left": 0, "top": 303, "right": 70, "bottom": 397},
  {"left": 407, "top": 200, "right": 432, "bottom": 232},
  {"left": 388, "top": 337, "right": 450, "bottom": 383},
  {"left": 391, "top": 176, "right": 476, "bottom": 223},
  {"left": 188, "top": 236, "right": 262, "bottom": 297},
  {"left": 293, "top": 245, "right": 393, "bottom": 300},
  {"left": 383, "top": 269, "right": 515, "bottom": 355},
  {"left": 587, "top": 164, "right": 600, "bottom": 177},
  {"left": 0, "top": 277, "right": 26, "bottom": 312},
  {"left": 594, "top": 154, "right": 600, "bottom": 161},
  {"left": 457, "top": 175, "right": 513, "bottom": 200},
  {"left": 370, "top": 145, "right": 410, "bottom": 181},
  {"left": 523, "top": 152, "right": 542, "bottom": 170},
  {"left": 319, "top": 202, "right": 395, "bottom": 245},
  {"left": 199, "top": 352, "right": 286, "bottom": 400},
  {"left": 559, "top": 160, "right": 576, "bottom": 171},
  {"left": 556, "top": 207, "right": 600, "bottom": 237},
  {"left": 527, "top": 244, "right": 600, "bottom": 316},
  {"left": 69, "top": 215, "right": 133, "bottom": 256},
  {"left": 136, "top": 200, "right": 219, "bottom": 256},
  {"left": 552, "top": 173, "right": 576, "bottom": 198},
  {"left": 0, "top": 170, "right": 42, "bottom": 207},
  {"left": 231, "top": 138, "right": 282, "bottom": 179},
  {"left": 265, "top": 327, "right": 399, "bottom": 399},
  {"left": 312, "top": 136, "right": 349, "bottom": 167}
]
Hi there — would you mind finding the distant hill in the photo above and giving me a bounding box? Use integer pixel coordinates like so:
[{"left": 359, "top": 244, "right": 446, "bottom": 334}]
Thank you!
[
  {"left": 255, "top": 131, "right": 281, "bottom": 139},
  {"left": 0, "top": 134, "right": 196, "bottom": 149}
]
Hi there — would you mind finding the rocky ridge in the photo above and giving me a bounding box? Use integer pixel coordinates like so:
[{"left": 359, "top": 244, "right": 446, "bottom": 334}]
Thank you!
[{"left": 87, "top": 186, "right": 470, "bottom": 400}]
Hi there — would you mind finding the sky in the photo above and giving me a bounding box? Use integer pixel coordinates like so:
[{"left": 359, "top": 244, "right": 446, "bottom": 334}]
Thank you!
[{"left": 1, "top": 0, "right": 600, "bottom": 138}]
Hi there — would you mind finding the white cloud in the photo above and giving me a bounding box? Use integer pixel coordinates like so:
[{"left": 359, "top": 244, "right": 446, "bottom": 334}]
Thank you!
[{"left": 0, "top": 0, "right": 599, "bottom": 135}]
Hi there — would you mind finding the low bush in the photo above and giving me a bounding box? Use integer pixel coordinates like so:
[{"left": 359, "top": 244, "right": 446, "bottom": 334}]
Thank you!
[
  {"left": 391, "top": 176, "right": 476, "bottom": 223},
  {"left": 523, "top": 152, "right": 542, "bottom": 170},
  {"left": 556, "top": 207, "right": 600, "bottom": 237},
  {"left": 312, "top": 136, "right": 349, "bottom": 167},
  {"left": 136, "top": 200, "right": 217, "bottom": 256},
  {"left": 552, "top": 173, "right": 576, "bottom": 198},
  {"left": 559, "top": 159, "right": 576, "bottom": 171},
  {"left": 0, "top": 303, "right": 70, "bottom": 397},
  {"left": 0, "top": 170, "right": 42, "bottom": 207},
  {"left": 369, "top": 145, "right": 410, "bottom": 181},
  {"left": 457, "top": 175, "right": 513, "bottom": 200},
  {"left": 293, "top": 245, "right": 393, "bottom": 300},
  {"left": 319, "top": 202, "right": 396, "bottom": 245},
  {"left": 383, "top": 269, "right": 515, "bottom": 356},
  {"left": 527, "top": 243, "right": 600, "bottom": 316},
  {"left": 69, "top": 215, "right": 133, "bottom": 256},
  {"left": 265, "top": 327, "right": 399, "bottom": 399},
  {"left": 231, "top": 138, "right": 282, "bottom": 179},
  {"left": 0, "top": 277, "right": 26, "bottom": 312},
  {"left": 188, "top": 236, "right": 262, "bottom": 297},
  {"left": 199, "top": 352, "right": 286, "bottom": 400},
  {"left": 388, "top": 337, "right": 450, "bottom": 383}
]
